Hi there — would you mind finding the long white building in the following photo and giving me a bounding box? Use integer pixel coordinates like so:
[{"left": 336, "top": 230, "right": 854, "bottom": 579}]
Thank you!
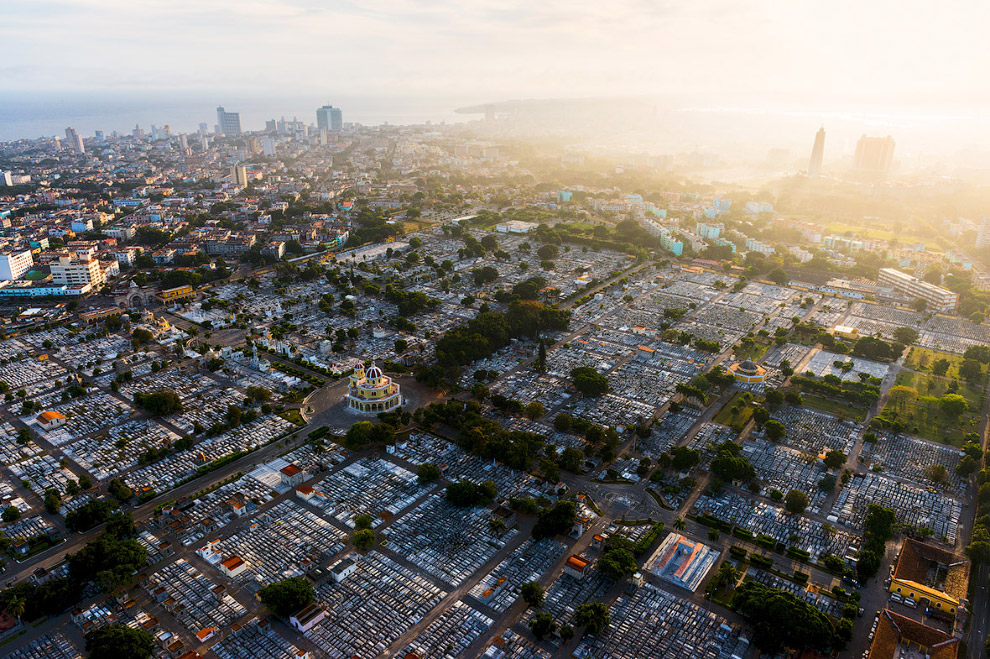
[{"left": 878, "top": 268, "right": 958, "bottom": 313}]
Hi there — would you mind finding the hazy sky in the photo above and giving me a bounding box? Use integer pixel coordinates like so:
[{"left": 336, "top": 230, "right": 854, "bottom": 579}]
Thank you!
[{"left": 4, "top": 0, "right": 989, "bottom": 111}]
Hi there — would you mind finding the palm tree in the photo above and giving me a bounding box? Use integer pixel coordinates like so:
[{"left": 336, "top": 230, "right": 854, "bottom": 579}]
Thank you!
[
  {"left": 489, "top": 518, "right": 506, "bottom": 538},
  {"left": 5, "top": 596, "right": 25, "bottom": 621},
  {"left": 673, "top": 517, "right": 686, "bottom": 531}
]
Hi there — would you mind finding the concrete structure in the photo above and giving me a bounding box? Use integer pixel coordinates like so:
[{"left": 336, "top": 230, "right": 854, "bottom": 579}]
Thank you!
[
  {"left": 345, "top": 362, "right": 402, "bottom": 413},
  {"left": 728, "top": 360, "right": 766, "bottom": 384},
  {"left": 0, "top": 249, "right": 34, "bottom": 281},
  {"left": 316, "top": 105, "right": 343, "bottom": 132},
  {"left": 50, "top": 254, "right": 105, "bottom": 289},
  {"left": 289, "top": 603, "right": 327, "bottom": 634},
  {"left": 330, "top": 558, "right": 356, "bottom": 583},
  {"left": 977, "top": 217, "right": 990, "bottom": 250},
  {"left": 808, "top": 125, "right": 825, "bottom": 177},
  {"left": 646, "top": 533, "right": 719, "bottom": 592},
  {"left": 64, "top": 127, "right": 85, "bottom": 154},
  {"left": 563, "top": 554, "right": 592, "bottom": 580},
  {"left": 889, "top": 539, "right": 969, "bottom": 620},
  {"left": 867, "top": 609, "right": 959, "bottom": 659},
  {"left": 495, "top": 220, "right": 537, "bottom": 234},
  {"left": 219, "top": 556, "right": 248, "bottom": 578},
  {"left": 855, "top": 135, "right": 895, "bottom": 174},
  {"left": 216, "top": 107, "right": 242, "bottom": 136},
  {"left": 36, "top": 410, "right": 67, "bottom": 431},
  {"left": 878, "top": 268, "right": 958, "bottom": 313}
]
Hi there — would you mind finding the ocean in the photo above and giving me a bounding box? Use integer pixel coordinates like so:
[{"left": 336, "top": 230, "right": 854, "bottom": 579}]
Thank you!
[{"left": 0, "top": 91, "right": 473, "bottom": 141}]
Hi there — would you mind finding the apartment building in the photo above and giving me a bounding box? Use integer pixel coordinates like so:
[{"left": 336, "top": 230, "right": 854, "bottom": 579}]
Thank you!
[
  {"left": 50, "top": 254, "right": 105, "bottom": 289},
  {"left": 0, "top": 250, "right": 35, "bottom": 281},
  {"left": 878, "top": 268, "right": 958, "bottom": 313}
]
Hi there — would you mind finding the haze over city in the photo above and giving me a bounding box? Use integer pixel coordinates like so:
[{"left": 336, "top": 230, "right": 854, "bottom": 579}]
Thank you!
[{"left": 2, "top": 2, "right": 990, "bottom": 659}]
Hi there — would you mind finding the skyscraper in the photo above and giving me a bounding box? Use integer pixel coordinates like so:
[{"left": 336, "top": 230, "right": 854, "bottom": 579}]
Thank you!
[
  {"left": 64, "top": 127, "right": 85, "bottom": 154},
  {"left": 216, "top": 106, "right": 242, "bottom": 136},
  {"left": 854, "top": 135, "right": 895, "bottom": 173},
  {"left": 808, "top": 125, "right": 825, "bottom": 177},
  {"left": 316, "top": 104, "right": 343, "bottom": 132}
]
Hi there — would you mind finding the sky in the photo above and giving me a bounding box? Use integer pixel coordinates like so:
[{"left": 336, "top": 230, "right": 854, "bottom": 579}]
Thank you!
[{"left": 4, "top": 0, "right": 989, "bottom": 110}]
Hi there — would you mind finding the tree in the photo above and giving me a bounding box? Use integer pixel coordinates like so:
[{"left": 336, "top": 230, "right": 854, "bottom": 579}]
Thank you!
[
  {"left": 957, "top": 455, "right": 979, "bottom": 478},
  {"left": 732, "top": 581, "right": 839, "bottom": 653},
  {"left": 574, "top": 601, "right": 610, "bottom": 635},
  {"left": 133, "top": 389, "right": 183, "bottom": 416},
  {"left": 2, "top": 506, "right": 21, "bottom": 522},
  {"left": 446, "top": 480, "right": 497, "bottom": 507},
  {"left": 938, "top": 393, "right": 968, "bottom": 417},
  {"left": 43, "top": 488, "right": 61, "bottom": 514},
  {"left": 351, "top": 528, "right": 375, "bottom": 551},
  {"left": 764, "top": 419, "right": 786, "bottom": 442},
  {"left": 888, "top": 385, "right": 917, "bottom": 408},
  {"left": 553, "top": 413, "right": 572, "bottom": 432},
  {"left": 931, "top": 359, "right": 950, "bottom": 376},
  {"left": 893, "top": 327, "right": 919, "bottom": 345},
  {"left": 4, "top": 596, "right": 25, "bottom": 620},
  {"left": 560, "top": 447, "right": 584, "bottom": 473},
  {"left": 571, "top": 367, "right": 609, "bottom": 397},
  {"left": 524, "top": 401, "right": 545, "bottom": 420},
  {"left": 823, "top": 450, "right": 846, "bottom": 470},
  {"left": 959, "top": 359, "right": 983, "bottom": 384},
  {"left": 925, "top": 464, "right": 948, "bottom": 484},
  {"left": 521, "top": 581, "right": 545, "bottom": 608},
  {"left": 354, "top": 514, "right": 373, "bottom": 530},
  {"left": 417, "top": 463, "right": 441, "bottom": 484},
  {"left": 258, "top": 577, "right": 315, "bottom": 618},
  {"left": 784, "top": 489, "right": 809, "bottom": 514},
  {"left": 669, "top": 446, "right": 700, "bottom": 471},
  {"left": 529, "top": 611, "right": 557, "bottom": 640},
  {"left": 764, "top": 389, "right": 784, "bottom": 411},
  {"left": 598, "top": 547, "right": 637, "bottom": 580},
  {"left": 532, "top": 501, "right": 576, "bottom": 539},
  {"left": 85, "top": 623, "right": 155, "bottom": 659}
]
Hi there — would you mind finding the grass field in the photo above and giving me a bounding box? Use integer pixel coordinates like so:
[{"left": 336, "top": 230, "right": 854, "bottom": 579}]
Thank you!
[
  {"left": 732, "top": 339, "right": 772, "bottom": 362},
  {"left": 904, "top": 347, "right": 984, "bottom": 381},
  {"left": 713, "top": 392, "right": 759, "bottom": 432},
  {"left": 800, "top": 394, "right": 868, "bottom": 422},
  {"left": 879, "top": 397, "right": 978, "bottom": 446},
  {"left": 893, "top": 370, "right": 984, "bottom": 410},
  {"left": 824, "top": 222, "right": 940, "bottom": 250}
]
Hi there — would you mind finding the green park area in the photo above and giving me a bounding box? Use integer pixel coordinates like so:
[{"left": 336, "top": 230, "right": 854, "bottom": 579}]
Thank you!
[
  {"left": 876, "top": 370, "right": 982, "bottom": 445},
  {"left": 903, "top": 347, "right": 984, "bottom": 381},
  {"left": 713, "top": 392, "right": 759, "bottom": 432},
  {"left": 800, "top": 394, "right": 867, "bottom": 422}
]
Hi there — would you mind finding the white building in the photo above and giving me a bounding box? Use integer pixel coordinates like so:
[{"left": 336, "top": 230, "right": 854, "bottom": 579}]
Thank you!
[
  {"left": 50, "top": 255, "right": 106, "bottom": 289},
  {"left": 878, "top": 268, "right": 958, "bottom": 313},
  {"left": 0, "top": 250, "right": 34, "bottom": 281}
]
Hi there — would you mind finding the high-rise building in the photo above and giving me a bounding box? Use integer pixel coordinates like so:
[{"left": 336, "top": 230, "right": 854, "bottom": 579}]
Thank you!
[
  {"left": 0, "top": 250, "right": 34, "bottom": 281},
  {"left": 231, "top": 165, "right": 248, "bottom": 186},
  {"left": 199, "top": 123, "right": 209, "bottom": 135},
  {"left": 216, "top": 106, "right": 242, "bottom": 136},
  {"left": 178, "top": 134, "right": 189, "bottom": 151},
  {"left": 64, "top": 127, "right": 85, "bottom": 154},
  {"left": 977, "top": 218, "right": 990, "bottom": 249},
  {"left": 50, "top": 254, "right": 105, "bottom": 289},
  {"left": 262, "top": 137, "right": 276, "bottom": 156},
  {"left": 808, "top": 125, "right": 825, "bottom": 177},
  {"left": 316, "top": 105, "right": 343, "bottom": 132},
  {"left": 854, "top": 135, "right": 895, "bottom": 173}
]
